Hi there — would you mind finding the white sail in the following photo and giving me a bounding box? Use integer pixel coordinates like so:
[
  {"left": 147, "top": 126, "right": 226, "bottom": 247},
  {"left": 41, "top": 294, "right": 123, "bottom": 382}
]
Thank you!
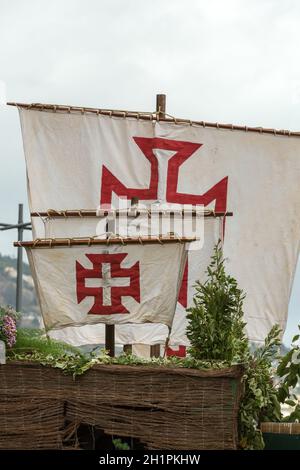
[
  {"left": 26, "top": 242, "right": 187, "bottom": 331},
  {"left": 18, "top": 106, "right": 300, "bottom": 345}
]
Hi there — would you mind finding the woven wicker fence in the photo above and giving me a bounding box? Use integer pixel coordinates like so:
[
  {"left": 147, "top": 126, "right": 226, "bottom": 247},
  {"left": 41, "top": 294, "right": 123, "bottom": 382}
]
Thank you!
[
  {"left": 0, "top": 362, "right": 243, "bottom": 450},
  {"left": 261, "top": 422, "right": 300, "bottom": 435}
]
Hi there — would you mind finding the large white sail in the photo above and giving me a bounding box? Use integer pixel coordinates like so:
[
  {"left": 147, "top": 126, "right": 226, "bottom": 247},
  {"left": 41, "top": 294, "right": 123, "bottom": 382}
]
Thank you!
[{"left": 18, "top": 106, "right": 300, "bottom": 345}]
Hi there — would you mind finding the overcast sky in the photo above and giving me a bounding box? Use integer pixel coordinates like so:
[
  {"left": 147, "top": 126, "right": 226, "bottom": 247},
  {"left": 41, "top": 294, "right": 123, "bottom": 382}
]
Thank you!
[{"left": 0, "top": 0, "right": 299, "bottom": 343}]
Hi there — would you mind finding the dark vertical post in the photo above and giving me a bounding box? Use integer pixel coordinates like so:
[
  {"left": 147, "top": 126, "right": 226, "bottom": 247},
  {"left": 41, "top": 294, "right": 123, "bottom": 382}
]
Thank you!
[
  {"left": 156, "top": 94, "right": 166, "bottom": 119},
  {"left": 105, "top": 324, "right": 115, "bottom": 357},
  {"left": 150, "top": 344, "right": 161, "bottom": 358},
  {"left": 16, "top": 203, "right": 23, "bottom": 312},
  {"left": 105, "top": 210, "right": 115, "bottom": 356}
]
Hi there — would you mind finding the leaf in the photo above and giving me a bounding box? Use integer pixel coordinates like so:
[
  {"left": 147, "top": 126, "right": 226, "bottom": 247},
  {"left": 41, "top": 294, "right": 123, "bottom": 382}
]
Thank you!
[{"left": 285, "top": 400, "right": 297, "bottom": 407}]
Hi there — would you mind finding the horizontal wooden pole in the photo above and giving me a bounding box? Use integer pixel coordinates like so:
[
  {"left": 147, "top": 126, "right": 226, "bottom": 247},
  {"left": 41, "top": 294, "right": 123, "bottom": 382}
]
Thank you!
[
  {"left": 14, "top": 236, "right": 197, "bottom": 248},
  {"left": 7, "top": 102, "right": 300, "bottom": 137},
  {"left": 30, "top": 209, "right": 233, "bottom": 218}
]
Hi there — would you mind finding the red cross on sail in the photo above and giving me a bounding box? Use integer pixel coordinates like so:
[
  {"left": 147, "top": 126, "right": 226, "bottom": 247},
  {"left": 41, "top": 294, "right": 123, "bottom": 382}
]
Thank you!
[{"left": 76, "top": 253, "right": 140, "bottom": 315}]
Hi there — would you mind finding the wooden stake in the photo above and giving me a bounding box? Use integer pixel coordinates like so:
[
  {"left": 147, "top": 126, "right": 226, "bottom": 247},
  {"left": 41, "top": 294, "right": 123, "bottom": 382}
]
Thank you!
[
  {"left": 150, "top": 344, "right": 161, "bottom": 358},
  {"left": 105, "top": 324, "right": 115, "bottom": 357},
  {"left": 105, "top": 205, "right": 115, "bottom": 357},
  {"left": 156, "top": 94, "right": 166, "bottom": 119}
]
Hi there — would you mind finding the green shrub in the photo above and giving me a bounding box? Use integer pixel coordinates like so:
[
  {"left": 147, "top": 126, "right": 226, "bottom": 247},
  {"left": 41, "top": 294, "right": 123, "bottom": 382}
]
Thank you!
[{"left": 186, "top": 240, "right": 248, "bottom": 362}]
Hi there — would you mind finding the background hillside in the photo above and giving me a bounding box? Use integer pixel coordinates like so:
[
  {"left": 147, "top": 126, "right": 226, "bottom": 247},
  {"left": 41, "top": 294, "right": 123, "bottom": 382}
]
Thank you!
[{"left": 0, "top": 252, "right": 41, "bottom": 328}]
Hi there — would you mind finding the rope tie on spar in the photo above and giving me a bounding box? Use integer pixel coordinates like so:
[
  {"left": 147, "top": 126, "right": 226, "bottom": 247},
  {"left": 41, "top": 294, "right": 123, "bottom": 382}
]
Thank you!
[
  {"left": 48, "top": 238, "right": 56, "bottom": 247},
  {"left": 46, "top": 209, "right": 62, "bottom": 218},
  {"left": 153, "top": 109, "right": 182, "bottom": 125},
  {"left": 105, "top": 232, "right": 118, "bottom": 245},
  {"left": 132, "top": 236, "right": 148, "bottom": 245},
  {"left": 118, "top": 235, "right": 125, "bottom": 245}
]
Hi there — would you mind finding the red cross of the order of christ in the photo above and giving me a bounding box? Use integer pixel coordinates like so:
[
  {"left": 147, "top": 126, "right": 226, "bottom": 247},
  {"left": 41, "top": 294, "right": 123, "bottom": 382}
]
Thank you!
[
  {"left": 99, "top": 136, "right": 228, "bottom": 356},
  {"left": 100, "top": 136, "right": 228, "bottom": 308},
  {"left": 76, "top": 253, "right": 140, "bottom": 315}
]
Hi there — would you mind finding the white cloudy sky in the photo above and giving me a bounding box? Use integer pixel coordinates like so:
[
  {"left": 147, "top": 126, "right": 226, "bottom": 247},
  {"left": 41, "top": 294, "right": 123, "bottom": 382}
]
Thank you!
[{"left": 0, "top": 0, "right": 300, "bottom": 343}]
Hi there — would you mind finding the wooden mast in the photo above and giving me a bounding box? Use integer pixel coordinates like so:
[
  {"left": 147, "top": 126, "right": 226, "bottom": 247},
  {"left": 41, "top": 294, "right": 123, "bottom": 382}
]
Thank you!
[{"left": 150, "top": 94, "right": 167, "bottom": 359}]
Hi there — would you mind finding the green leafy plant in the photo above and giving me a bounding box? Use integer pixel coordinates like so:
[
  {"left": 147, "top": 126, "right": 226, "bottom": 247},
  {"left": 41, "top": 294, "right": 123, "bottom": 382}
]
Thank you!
[
  {"left": 13, "top": 328, "right": 82, "bottom": 357},
  {"left": 112, "top": 438, "right": 130, "bottom": 450},
  {"left": 186, "top": 240, "right": 248, "bottom": 362},
  {"left": 239, "top": 325, "right": 282, "bottom": 449},
  {"left": 276, "top": 325, "right": 300, "bottom": 422},
  {"left": 7, "top": 328, "right": 91, "bottom": 377}
]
